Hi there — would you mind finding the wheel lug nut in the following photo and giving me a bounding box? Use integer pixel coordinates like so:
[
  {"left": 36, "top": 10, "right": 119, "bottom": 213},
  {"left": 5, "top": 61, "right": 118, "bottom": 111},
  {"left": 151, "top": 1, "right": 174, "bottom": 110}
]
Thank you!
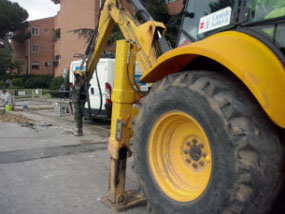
[
  {"left": 192, "top": 138, "right": 198, "bottom": 144},
  {"left": 186, "top": 142, "right": 191, "bottom": 147},
  {"left": 183, "top": 150, "right": 189, "bottom": 154},
  {"left": 199, "top": 144, "right": 204, "bottom": 149},
  {"left": 199, "top": 161, "right": 205, "bottom": 166},
  {"left": 206, "top": 157, "right": 211, "bottom": 164},
  {"left": 202, "top": 153, "right": 207, "bottom": 158},
  {"left": 192, "top": 163, "right": 198, "bottom": 169},
  {"left": 186, "top": 158, "right": 191, "bottom": 163}
]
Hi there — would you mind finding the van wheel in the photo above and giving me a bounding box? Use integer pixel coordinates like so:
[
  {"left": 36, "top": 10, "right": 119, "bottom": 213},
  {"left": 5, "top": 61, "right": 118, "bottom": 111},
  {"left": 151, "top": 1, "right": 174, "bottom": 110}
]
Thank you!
[{"left": 132, "top": 71, "right": 283, "bottom": 214}]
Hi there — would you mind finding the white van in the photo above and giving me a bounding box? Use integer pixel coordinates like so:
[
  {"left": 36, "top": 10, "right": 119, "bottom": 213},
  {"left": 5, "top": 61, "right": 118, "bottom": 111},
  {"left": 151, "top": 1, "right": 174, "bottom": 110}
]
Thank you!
[{"left": 69, "top": 58, "right": 147, "bottom": 119}]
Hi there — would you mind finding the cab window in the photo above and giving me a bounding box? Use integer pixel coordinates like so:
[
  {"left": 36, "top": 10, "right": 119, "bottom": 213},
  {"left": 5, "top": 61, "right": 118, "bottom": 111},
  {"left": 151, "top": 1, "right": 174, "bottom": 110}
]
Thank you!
[{"left": 178, "top": 0, "right": 237, "bottom": 46}]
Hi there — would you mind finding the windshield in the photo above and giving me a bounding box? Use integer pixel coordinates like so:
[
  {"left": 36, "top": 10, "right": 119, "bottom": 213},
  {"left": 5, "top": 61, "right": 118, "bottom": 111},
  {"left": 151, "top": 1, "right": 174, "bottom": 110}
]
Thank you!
[
  {"left": 177, "top": 0, "right": 285, "bottom": 47},
  {"left": 248, "top": 0, "right": 285, "bottom": 55},
  {"left": 250, "top": 0, "right": 285, "bottom": 22},
  {"left": 178, "top": 0, "right": 238, "bottom": 46}
]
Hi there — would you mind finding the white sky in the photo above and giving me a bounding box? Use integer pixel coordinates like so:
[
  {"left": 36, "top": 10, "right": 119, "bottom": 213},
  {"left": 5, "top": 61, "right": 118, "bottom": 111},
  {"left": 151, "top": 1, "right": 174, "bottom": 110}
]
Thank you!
[{"left": 10, "top": 0, "right": 60, "bottom": 21}]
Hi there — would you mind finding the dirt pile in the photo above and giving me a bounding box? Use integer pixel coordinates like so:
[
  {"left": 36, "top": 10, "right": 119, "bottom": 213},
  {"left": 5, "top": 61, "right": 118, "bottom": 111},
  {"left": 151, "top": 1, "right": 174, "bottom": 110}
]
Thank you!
[{"left": 0, "top": 113, "right": 34, "bottom": 124}]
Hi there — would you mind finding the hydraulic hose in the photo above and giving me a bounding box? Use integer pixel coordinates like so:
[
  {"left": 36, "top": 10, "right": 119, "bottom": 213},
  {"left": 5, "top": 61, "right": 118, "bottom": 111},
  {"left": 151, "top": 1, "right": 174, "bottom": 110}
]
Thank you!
[
  {"left": 81, "top": 0, "right": 106, "bottom": 120},
  {"left": 129, "top": 0, "right": 153, "bottom": 22}
]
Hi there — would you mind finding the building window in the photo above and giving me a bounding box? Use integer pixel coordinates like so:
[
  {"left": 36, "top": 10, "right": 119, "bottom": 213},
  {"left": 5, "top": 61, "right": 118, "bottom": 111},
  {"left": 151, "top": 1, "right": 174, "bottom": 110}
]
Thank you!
[
  {"left": 31, "top": 63, "right": 40, "bottom": 69},
  {"left": 44, "top": 29, "right": 49, "bottom": 34},
  {"left": 53, "top": 29, "right": 61, "bottom": 41},
  {"left": 32, "top": 45, "right": 39, "bottom": 53},
  {"left": 31, "top": 27, "right": 39, "bottom": 36},
  {"left": 54, "top": 55, "right": 61, "bottom": 66},
  {"left": 45, "top": 62, "right": 50, "bottom": 67}
]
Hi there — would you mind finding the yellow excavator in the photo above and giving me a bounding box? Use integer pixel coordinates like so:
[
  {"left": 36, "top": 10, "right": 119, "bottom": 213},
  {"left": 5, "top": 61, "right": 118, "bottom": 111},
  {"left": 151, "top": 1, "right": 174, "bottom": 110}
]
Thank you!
[{"left": 79, "top": 0, "right": 285, "bottom": 213}]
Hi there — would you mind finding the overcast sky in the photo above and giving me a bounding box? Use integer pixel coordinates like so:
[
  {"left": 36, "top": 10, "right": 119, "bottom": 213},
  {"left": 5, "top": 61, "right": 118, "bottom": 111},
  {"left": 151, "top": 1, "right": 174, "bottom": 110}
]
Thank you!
[{"left": 10, "top": 0, "right": 60, "bottom": 21}]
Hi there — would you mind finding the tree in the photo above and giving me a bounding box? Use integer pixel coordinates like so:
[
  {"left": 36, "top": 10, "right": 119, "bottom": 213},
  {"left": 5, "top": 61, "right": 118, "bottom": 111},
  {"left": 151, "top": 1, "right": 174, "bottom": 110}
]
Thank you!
[
  {"left": 0, "top": 0, "right": 29, "bottom": 39},
  {"left": 0, "top": 39, "right": 13, "bottom": 74},
  {"left": 72, "top": 0, "right": 182, "bottom": 55},
  {"left": 0, "top": 38, "right": 21, "bottom": 76},
  {"left": 141, "top": 0, "right": 182, "bottom": 47},
  {"left": 0, "top": 0, "right": 29, "bottom": 75},
  {"left": 71, "top": 25, "right": 123, "bottom": 46}
]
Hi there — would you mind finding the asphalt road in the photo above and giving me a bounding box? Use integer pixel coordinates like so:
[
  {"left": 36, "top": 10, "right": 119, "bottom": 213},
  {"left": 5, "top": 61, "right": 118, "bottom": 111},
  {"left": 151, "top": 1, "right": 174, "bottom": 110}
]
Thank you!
[
  {"left": 1, "top": 99, "right": 284, "bottom": 214},
  {"left": 0, "top": 105, "right": 148, "bottom": 214}
]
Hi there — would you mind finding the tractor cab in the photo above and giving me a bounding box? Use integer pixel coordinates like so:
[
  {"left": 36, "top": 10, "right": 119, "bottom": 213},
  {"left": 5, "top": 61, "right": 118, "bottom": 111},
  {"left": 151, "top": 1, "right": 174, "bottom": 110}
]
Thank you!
[{"left": 178, "top": 0, "right": 285, "bottom": 56}]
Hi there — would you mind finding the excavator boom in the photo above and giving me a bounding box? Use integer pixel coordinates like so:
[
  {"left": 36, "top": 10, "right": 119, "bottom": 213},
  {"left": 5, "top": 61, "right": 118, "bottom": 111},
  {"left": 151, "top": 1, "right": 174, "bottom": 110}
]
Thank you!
[{"left": 85, "top": 0, "right": 168, "bottom": 82}]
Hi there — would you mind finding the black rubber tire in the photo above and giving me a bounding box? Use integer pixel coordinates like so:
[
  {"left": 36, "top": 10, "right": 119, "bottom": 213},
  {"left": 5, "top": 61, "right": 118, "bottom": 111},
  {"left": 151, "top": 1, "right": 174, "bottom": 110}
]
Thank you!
[{"left": 132, "top": 71, "right": 284, "bottom": 214}]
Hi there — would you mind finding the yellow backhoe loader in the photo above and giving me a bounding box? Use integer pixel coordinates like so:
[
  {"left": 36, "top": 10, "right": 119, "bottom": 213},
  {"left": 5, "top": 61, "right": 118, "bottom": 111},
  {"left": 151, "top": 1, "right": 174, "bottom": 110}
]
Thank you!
[{"left": 78, "top": 0, "right": 285, "bottom": 213}]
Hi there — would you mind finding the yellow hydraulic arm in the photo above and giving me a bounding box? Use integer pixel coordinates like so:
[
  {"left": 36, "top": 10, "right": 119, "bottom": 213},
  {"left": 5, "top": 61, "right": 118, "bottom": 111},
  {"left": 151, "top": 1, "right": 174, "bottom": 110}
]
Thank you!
[
  {"left": 82, "top": 0, "right": 170, "bottom": 211},
  {"left": 85, "top": 0, "right": 168, "bottom": 82}
]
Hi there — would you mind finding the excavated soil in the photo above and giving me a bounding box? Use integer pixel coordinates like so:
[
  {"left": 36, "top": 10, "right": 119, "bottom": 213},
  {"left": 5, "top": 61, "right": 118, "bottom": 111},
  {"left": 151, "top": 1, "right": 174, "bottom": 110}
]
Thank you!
[{"left": 0, "top": 112, "right": 34, "bottom": 124}]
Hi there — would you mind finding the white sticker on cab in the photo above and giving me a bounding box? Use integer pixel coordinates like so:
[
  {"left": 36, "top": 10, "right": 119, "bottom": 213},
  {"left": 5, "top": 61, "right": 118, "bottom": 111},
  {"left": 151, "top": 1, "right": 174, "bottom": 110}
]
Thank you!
[{"left": 198, "top": 7, "right": 232, "bottom": 34}]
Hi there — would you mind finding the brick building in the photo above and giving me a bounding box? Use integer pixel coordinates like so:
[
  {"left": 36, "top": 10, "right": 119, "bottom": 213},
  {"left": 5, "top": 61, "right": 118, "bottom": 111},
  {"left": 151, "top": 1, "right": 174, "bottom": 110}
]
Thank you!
[
  {"left": 12, "top": 0, "right": 185, "bottom": 77},
  {"left": 166, "top": 0, "right": 185, "bottom": 15},
  {"left": 52, "top": 0, "right": 98, "bottom": 77},
  {"left": 51, "top": 0, "right": 184, "bottom": 77},
  {"left": 12, "top": 17, "right": 55, "bottom": 76},
  {"left": 52, "top": 0, "right": 135, "bottom": 77}
]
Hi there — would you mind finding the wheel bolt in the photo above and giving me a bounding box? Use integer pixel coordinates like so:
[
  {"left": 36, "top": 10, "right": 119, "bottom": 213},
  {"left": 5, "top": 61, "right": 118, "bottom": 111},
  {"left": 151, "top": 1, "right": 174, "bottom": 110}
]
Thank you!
[
  {"left": 186, "top": 158, "right": 191, "bottom": 164},
  {"left": 183, "top": 150, "right": 189, "bottom": 154},
  {"left": 202, "top": 153, "right": 207, "bottom": 158},
  {"left": 192, "top": 163, "right": 198, "bottom": 169},
  {"left": 199, "top": 161, "right": 205, "bottom": 166},
  {"left": 192, "top": 138, "right": 198, "bottom": 144},
  {"left": 186, "top": 142, "right": 191, "bottom": 147},
  {"left": 206, "top": 157, "right": 211, "bottom": 164},
  {"left": 199, "top": 143, "right": 204, "bottom": 149}
]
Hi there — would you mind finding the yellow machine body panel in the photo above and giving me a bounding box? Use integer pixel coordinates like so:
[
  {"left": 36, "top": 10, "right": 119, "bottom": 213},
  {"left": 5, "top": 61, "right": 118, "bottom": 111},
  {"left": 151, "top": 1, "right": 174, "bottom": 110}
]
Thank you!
[{"left": 141, "top": 31, "right": 285, "bottom": 128}]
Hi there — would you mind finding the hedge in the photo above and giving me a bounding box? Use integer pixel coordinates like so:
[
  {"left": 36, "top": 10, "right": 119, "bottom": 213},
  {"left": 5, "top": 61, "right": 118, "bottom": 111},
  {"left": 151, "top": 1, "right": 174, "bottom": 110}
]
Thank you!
[
  {"left": 24, "top": 76, "right": 53, "bottom": 89},
  {"left": 0, "top": 80, "right": 5, "bottom": 89},
  {"left": 49, "top": 76, "right": 64, "bottom": 98},
  {"left": 12, "top": 78, "right": 24, "bottom": 88}
]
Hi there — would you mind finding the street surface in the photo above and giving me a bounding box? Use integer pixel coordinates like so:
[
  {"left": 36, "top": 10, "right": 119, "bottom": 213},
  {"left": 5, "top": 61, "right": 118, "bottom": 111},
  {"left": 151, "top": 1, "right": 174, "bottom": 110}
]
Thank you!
[
  {"left": 0, "top": 98, "right": 148, "bottom": 214},
  {"left": 1, "top": 98, "right": 283, "bottom": 214}
]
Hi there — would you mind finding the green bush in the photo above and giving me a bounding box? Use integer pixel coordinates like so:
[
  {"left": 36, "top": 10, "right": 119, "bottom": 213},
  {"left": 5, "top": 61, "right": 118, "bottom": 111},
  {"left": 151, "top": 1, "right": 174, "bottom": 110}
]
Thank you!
[
  {"left": 12, "top": 78, "right": 24, "bottom": 88},
  {"left": 10, "top": 86, "right": 22, "bottom": 90},
  {"left": 0, "top": 80, "right": 5, "bottom": 89},
  {"left": 16, "top": 74, "right": 31, "bottom": 84},
  {"left": 24, "top": 75, "right": 53, "bottom": 89},
  {"left": 15, "top": 75, "right": 52, "bottom": 89},
  {"left": 49, "top": 76, "right": 64, "bottom": 97},
  {"left": 25, "top": 77, "right": 40, "bottom": 88},
  {"left": 0, "top": 73, "right": 12, "bottom": 81}
]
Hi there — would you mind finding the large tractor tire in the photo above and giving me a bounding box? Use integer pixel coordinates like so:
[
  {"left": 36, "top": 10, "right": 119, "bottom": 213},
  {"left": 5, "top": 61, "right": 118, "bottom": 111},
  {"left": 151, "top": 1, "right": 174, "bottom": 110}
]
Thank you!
[{"left": 132, "top": 71, "right": 284, "bottom": 214}]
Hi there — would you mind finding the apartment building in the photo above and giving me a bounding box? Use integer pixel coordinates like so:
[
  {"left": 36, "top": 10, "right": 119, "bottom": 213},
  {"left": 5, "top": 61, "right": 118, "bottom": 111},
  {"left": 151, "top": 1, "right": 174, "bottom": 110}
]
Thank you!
[
  {"left": 51, "top": 0, "right": 184, "bottom": 77},
  {"left": 166, "top": 0, "right": 185, "bottom": 15},
  {"left": 12, "top": 17, "right": 55, "bottom": 75},
  {"left": 52, "top": 0, "right": 98, "bottom": 77},
  {"left": 52, "top": 0, "right": 136, "bottom": 77},
  {"left": 12, "top": 0, "right": 184, "bottom": 77}
]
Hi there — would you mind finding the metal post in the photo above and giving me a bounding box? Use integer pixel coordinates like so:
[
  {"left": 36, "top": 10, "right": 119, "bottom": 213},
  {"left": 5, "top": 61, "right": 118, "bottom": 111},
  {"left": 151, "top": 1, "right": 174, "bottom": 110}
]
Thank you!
[{"left": 100, "top": 40, "right": 146, "bottom": 211}]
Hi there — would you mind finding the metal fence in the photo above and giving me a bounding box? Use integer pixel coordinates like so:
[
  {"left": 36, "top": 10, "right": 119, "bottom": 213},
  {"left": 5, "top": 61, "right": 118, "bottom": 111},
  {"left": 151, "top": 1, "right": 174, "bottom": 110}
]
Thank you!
[{"left": 11, "top": 89, "right": 43, "bottom": 99}]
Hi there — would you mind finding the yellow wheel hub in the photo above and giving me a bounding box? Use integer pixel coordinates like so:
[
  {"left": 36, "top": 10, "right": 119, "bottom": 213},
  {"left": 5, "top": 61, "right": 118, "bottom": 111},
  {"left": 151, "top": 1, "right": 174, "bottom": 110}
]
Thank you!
[{"left": 148, "top": 111, "right": 212, "bottom": 202}]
